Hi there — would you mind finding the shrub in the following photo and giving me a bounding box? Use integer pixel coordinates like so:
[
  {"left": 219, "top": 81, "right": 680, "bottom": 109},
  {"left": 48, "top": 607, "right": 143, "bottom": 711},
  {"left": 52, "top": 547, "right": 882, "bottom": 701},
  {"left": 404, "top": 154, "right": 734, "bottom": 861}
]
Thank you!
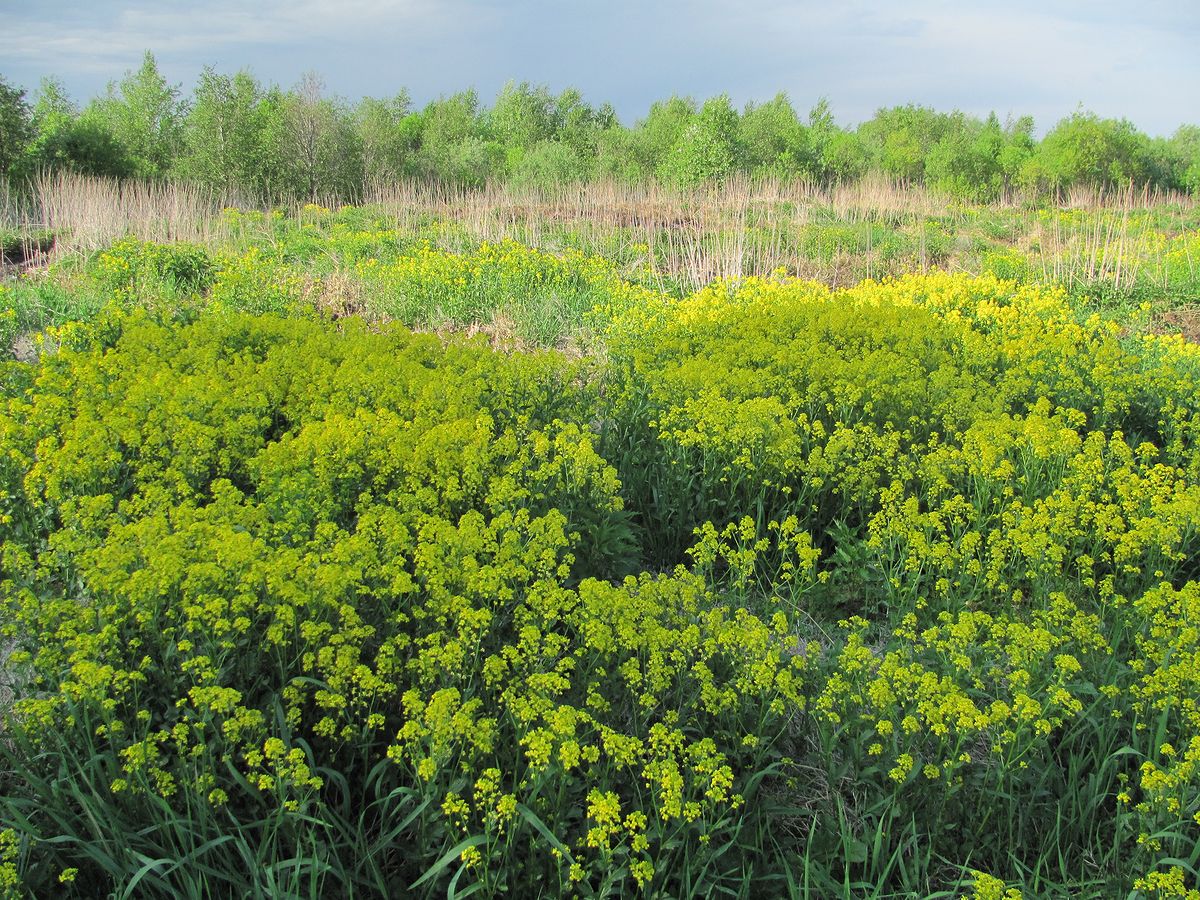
[
  {"left": 5, "top": 267, "right": 1200, "bottom": 897},
  {"left": 94, "top": 237, "right": 215, "bottom": 302}
]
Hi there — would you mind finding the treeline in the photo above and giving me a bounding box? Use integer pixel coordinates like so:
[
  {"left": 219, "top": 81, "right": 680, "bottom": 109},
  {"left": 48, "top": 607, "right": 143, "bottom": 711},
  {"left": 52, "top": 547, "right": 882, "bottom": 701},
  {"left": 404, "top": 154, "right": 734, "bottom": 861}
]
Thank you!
[{"left": 1, "top": 52, "right": 1199, "bottom": 203}]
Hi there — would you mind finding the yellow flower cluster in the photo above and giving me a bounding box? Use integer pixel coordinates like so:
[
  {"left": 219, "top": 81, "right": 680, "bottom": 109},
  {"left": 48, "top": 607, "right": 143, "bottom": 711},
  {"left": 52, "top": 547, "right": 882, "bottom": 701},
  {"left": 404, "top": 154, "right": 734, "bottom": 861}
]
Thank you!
[
  {"left": 209, "top": 245, "right": 312, "bottom": 314},
  {"left": 7, "top": 253, "right": 1200, "bottom": 895},
  {"left": 0, "top": 311, "right": 806, "bottom": 895},
  {"left": 599, "top": 268, "right": 1200, "bottom": 892},
  {"left": 964, "top": 870, "right": 1024, "bottom": 900},
  {"left": 353, "top": 238, "right": 656, "bottom": 341},
  {"left": 815, "top": 597, "right": 1103, "bottom": 786}
]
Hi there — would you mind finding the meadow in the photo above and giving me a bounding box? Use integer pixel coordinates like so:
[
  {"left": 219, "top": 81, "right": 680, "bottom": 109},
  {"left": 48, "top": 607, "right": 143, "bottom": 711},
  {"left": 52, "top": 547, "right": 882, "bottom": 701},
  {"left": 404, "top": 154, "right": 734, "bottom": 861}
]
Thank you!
[{"left": 1, "top": 177, "right": 1200, "bottom": 898}]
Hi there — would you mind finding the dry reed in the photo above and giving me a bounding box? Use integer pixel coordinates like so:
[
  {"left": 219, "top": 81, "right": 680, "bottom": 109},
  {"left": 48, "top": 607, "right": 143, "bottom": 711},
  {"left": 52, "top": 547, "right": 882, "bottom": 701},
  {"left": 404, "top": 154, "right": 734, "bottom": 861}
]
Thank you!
[
  {"left": 2, "top": 172, "right": 241, "bottom": 258},
  {"left": 362, "top": 175, "right": 958, "bottom": 290},
  {"left": 4, "top": 173, "right": 1195, "bottom": 298}
]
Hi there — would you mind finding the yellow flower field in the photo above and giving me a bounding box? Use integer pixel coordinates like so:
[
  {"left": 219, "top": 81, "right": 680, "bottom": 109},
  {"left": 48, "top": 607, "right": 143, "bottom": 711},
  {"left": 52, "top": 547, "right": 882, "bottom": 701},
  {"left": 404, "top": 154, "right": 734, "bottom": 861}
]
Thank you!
[{"left": 1, "top": 240, "right": 1199, "bottom": 897}]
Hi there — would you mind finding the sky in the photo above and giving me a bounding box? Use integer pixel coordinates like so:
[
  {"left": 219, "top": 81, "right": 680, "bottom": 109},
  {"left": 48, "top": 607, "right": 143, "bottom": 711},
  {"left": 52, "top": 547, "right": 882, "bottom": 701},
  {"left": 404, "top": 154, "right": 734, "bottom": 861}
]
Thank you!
[{"left": 1, "top": 0, "right": 1198, "bottom": 136}]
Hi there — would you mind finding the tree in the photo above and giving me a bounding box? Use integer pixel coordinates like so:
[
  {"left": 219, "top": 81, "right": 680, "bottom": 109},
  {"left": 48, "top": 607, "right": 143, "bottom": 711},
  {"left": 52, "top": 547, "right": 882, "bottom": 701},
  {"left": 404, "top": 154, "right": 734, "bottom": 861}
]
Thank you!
[
  {"left": 488, "top": 81, "right": 557, "bottom": 152},
  {"left": 178, "top": 68, "right": 291, "bottom": 199},
  {"left": 410, "top": 91, "right": 504, "bottom": 186},
  {"left": 1021, "top": 110, "right": 1151, "bottom": 193},
  {"left": 554, "top": 88, "right": 612, "bottom": 163},
  {"left": 510, "top": 140, "right": 588, "bottom": 190},
  {"left": 858, "top": 105, "right": 957, "bottom": 182},
  {"left": 997, "top": 115, "right": 1035, "bottom": 193},
  {"left": 1141, "top": 125, "right": 1200, "bottom": 194},
  {"left": 925, "top": 113, "right": 1005, "bottom": 202},
  {"left": 22, "top": 77, "right": 131, "bottom": 178},
  {"left": 88, "top": 51, "right": 185, "bottom": 179},
  {"left": 635, "top": 96, "right": 695, "bottom": 176},
  {"left": 595, "top": 98, "right": 693, "bottom": 183},
  {"left": 0, "top": 75, "right": 33, "bottom": 178},
  {"left": 355, "top": 91, "right": 412, "bottom": 189},
  {"left": 594, "top": 124, "right": 646, "bottom": 183},
  {"left": 1168, "top": 126, "right": 1200, "bottom": 196},
  {"left": 739, "top": 93, "right": 810, "bottom": 178},
  {"left": 284, "top": 71, "right": 362, "bottom": 200},
  {"left": 808, "top": 99, "right": 866, "bottom": 184},
  {"left": 659, "top": 95, "right": 741, "bottom": 187}
]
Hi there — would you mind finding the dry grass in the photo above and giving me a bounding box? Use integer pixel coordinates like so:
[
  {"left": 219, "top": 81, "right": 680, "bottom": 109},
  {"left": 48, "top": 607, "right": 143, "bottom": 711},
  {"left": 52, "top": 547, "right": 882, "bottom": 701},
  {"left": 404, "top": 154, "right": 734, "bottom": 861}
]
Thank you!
[
  {"left": 1153, "top": 306, "right": 1200, "bottom": 342},
  {"left": 2, "top": 172, "right": 239, "bottom": 258},
  {"left": 1028, "top": 183, "right": 1197, "bottom": 295},
  {"left": 363, "top": 175, "right": 957, "bottom": 290},
  {"left": 5, "top": 173, "right": 1197, "bottom": 299},
  {"left": 1061, "top": 180, "right": 1194, "bottom": 211},
  {"left": 365, "top": 173, "right": 950, "bottom": 225},
  {"left": 309, "top": 269, "right": 369, "bottom": 321}
]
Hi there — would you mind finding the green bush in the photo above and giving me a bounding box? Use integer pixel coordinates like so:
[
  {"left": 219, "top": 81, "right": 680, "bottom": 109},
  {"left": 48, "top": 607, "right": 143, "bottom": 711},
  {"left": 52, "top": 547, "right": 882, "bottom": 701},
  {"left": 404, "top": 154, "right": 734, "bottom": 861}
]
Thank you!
[
  {"left": 0, "top": 312, "right": 794, "bottom": 897},
  {"left": 4, "top": 267, "right": 1200, "bottom": 897},
  {"left": 95, "top": 237, "right": 215, "bottom": 301}
]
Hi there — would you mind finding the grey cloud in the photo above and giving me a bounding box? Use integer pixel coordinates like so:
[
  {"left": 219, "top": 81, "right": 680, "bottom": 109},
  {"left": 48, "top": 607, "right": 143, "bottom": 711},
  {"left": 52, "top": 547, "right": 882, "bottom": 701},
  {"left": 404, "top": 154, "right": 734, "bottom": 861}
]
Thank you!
[{"left": 0, "top": 0, "right": 1195, "bottom": 135}]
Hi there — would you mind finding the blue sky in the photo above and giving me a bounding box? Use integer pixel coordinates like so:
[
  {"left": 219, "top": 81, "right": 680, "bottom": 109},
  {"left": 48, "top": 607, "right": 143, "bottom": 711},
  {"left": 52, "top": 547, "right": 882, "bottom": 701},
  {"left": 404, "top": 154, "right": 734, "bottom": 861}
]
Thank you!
[{"left": 2, "top": 0, "right": 1197, "bottom": 135}]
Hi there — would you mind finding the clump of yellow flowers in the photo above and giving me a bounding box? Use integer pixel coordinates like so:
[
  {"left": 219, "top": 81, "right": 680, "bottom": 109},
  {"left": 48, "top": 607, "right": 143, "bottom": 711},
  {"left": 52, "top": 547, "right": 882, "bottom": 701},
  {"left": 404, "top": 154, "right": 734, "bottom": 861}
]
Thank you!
[{"left": 1, "top": 263, "right": 1199, "bottom": 896}]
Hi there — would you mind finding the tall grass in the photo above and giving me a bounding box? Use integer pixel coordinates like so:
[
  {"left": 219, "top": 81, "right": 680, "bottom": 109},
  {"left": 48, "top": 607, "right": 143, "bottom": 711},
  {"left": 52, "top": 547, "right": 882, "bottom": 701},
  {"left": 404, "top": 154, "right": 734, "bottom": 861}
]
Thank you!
[
  {"left": 1029, "top": 191, "right": 1199, "bottom": 300},
  {"left": 1, "top": 172, "right": 238, "bottom": 259},
  {"left": 364, "top": 176, "right": 1199, "bottom": 297},
  {"left": 364, "top": 175, "right": 957, "bottom": 290},
  {"left": 5, "top": 173, "right": 1198, "bottom": 308}
]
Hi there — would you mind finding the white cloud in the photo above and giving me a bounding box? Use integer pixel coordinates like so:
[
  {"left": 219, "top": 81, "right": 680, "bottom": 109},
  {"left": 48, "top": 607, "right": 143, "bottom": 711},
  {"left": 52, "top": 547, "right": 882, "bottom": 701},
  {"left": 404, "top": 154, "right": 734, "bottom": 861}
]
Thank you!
[{"left": 1, "top": 0, "right": 456, "bottom": 62}]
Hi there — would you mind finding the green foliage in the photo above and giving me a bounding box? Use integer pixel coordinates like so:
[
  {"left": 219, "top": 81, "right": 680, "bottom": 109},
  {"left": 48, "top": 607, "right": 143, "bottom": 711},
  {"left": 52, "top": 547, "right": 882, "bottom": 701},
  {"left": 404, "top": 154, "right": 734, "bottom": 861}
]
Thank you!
[
  {"left": 508, "top": 140, "right": 589, "bottom": 190},
  {"left": 85, "top": 52, "right": 184, "bottom": 180},
  {"left": 486, "top": 81, "right": 559, "bottom": 151},
  {"left": 208, "top": 246, "right": 311, "bottom": 315},
  {"left": 355, "top": 91, "right": 413, "bottom": 188},
  {"left": 7, "top": 212, "right": 1200, "bottom": 896},
  {"left": 617, "top": 94, "right": 694, "bottom": 183},
  {"left": 353, "top": 237, "right": 656, "bottom": 346},
  {"left": 858, "top": 105, "right": 957, "bottom": 182},
  {"left": 0, "top": 75, "right": 32, "bottom": 178},
  {"left": 408, "top": 90, "right": 505, "bottom": 186},
  {"left": 808, "top": 98, "right": 868, "bottom": 184},
  {"left": 658, "top": 95, "right": 742, "bottom": 188},
  {"left": 1022, "top": 110, "right": 1152, "bottom": 193},
  {"left": 283, "top": 72, "right": 364, "bottom": 201},
  {"left": 1165, "top": 125, "right": 1200, "bottom": 197},
  {"left": 598, "top": 271, "right": 1200, "bottom": 894},
  {"left": 925, "top": 114, "right": 1004, "bottom": 202},
  {"left": 739, "top": 92, "right": 811, "bottom": 178},
  {"left": 5, "top": 270, "right": 1200, "bottom": 895},
  {"left": 176, "top": 69, "right": 291, "bottom": 198},
  {"left": 555, "top": 89, "right": 615, "bottom": 159},
  {"left": 17, "top": 77, "right": 132, "bottom": 179},
  {"left": 10, "top": 59, "right": 1200, "bottom": 196},
  {"left": 592, "top": 124, "right": 647, "bottom": 182},
  {"left": 491, "top": 85, "right": 607, "bottom": 188},
  {"left": 0, "top": 312, "right": 765, "bottom": 897}
]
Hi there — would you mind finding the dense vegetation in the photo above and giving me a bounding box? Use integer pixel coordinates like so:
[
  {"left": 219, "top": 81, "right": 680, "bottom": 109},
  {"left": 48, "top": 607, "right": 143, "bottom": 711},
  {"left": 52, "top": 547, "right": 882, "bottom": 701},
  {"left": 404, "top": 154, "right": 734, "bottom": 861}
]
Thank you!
[
  {"left": 1, "top": 53, "right": 1199, "bottom": 201},
  {"left": 2, "top": 203, "right": 1200, "bottom": 896},
  {"left": 4, "top": 193, "right": 1200, "bottom": 358}
]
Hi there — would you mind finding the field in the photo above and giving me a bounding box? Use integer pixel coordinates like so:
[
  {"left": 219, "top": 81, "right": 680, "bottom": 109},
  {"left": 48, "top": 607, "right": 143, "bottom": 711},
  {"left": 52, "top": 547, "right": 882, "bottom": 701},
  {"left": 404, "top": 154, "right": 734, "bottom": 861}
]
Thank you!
[{"left": 2, "top": 177, "right": 1200, "bottom": 898}]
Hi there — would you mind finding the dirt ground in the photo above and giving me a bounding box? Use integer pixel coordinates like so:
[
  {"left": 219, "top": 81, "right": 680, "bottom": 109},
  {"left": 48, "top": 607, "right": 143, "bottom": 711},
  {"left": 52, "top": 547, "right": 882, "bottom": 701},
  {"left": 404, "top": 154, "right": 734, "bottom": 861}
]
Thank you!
[{"left": 1153, "top": 307, "right": 1200, "bottom": 343}]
